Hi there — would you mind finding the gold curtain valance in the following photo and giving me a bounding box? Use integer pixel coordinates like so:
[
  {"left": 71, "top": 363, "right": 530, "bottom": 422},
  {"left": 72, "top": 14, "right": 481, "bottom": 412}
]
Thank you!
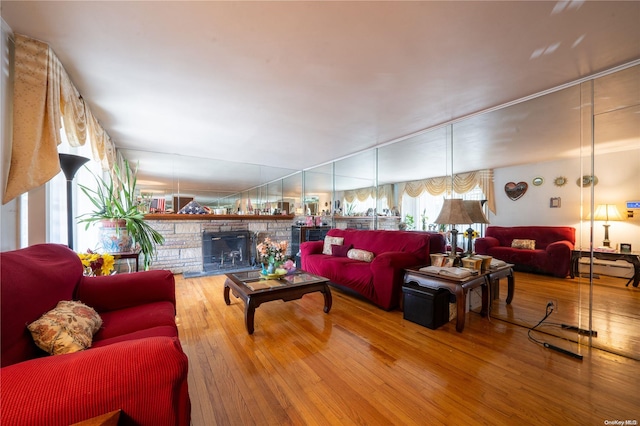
[
  {"left": 343, "top": 187, "right": 376, "bottom": 204},
  {"left": 3, "top": 34, "right": 116, "bottom": 204},
  {"left": 399, "top": 169, "right": 496, "bottom": 214},
  {"left": 342, "top": 184, "right": 395, "bottom": 210}
]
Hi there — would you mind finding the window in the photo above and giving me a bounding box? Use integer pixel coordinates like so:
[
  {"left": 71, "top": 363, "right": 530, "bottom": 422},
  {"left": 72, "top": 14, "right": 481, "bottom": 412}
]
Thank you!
[
  {"left": 401, "top": 184, "right": 486, "bottom": 234},
  {"left": 49, "top": 136, "right": 103, "bottom": 251}
]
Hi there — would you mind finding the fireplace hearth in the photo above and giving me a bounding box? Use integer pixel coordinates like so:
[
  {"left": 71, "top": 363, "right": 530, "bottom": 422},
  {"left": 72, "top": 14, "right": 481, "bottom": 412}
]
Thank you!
[{"left": 202, "top": 230, "right": 255, "bottom": 273}]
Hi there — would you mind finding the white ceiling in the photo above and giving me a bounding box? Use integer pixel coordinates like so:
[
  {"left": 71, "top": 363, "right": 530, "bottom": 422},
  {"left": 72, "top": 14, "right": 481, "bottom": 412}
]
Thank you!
[{"left": 2, "top": 1, "right": 639, "bottom": 199}]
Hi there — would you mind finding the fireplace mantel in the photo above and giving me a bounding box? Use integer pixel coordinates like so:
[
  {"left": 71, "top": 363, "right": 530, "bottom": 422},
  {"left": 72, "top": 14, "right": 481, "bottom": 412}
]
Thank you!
[{"left": 144, "top": 214, "right": 294, "bottom": 221}]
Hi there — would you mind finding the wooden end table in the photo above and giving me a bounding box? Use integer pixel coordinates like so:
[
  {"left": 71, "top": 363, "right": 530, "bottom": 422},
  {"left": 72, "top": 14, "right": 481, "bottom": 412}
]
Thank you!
[
  {"left": 107, "top": 249, "right": 141, "bottom": 272},
  {"left": 404, "top": 264, "right": 514, "bottom": 332},
  {"left": 223, "top": 270, "right": 332, "bottom": 334},
  {"left": 570, "top": 249, "right": 640, "bottom": 287}
]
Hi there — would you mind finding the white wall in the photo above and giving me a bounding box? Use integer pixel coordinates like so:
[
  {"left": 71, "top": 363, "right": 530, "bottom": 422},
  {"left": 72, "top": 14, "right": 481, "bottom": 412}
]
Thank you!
[{"left": 492, "top": 149, "right": 640, "bottom": 250}]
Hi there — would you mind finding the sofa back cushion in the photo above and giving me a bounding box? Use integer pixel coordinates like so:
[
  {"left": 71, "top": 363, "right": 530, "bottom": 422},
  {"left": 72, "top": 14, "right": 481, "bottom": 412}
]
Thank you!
[
  {"left": 485, "top": 226, "right": 576, "bottom": 250},
  {"left": 326, "top": 229, "right": 444, "bottom": 261},
  {"left": 1, "top": 244, "right": 83, "bottom": 367}
]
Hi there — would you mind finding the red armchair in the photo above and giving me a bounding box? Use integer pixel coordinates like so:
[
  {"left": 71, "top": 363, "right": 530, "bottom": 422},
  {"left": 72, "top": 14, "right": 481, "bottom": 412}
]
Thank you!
[{"left": 1, "top": 244, "right": 190, "bottom": 425}]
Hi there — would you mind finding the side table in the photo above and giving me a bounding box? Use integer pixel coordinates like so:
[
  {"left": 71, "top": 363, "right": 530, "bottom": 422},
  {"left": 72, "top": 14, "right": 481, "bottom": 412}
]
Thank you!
[
  {"left": 404, "top": 268, "right": 488, "bottom": 332},
  {"left": 486, "top": 265, "right": 515, "bottom": 304},
  {"left": 403, "top": 265, "right": 515, "bottom": 332},
  {"left": 108, "top": 249, "right": 141, "bottom": 272},
  {"left": 570, "top": 249, "right": 640, "bottom": 287}
]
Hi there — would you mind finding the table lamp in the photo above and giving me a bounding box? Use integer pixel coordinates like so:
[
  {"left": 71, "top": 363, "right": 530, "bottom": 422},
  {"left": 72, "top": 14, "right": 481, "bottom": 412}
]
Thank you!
[
  {"left": 434, "top": 199, "right": 473, "bottom": 261},
  {"left": 592, "top": 204, "right": 623, "bottom": 247}
]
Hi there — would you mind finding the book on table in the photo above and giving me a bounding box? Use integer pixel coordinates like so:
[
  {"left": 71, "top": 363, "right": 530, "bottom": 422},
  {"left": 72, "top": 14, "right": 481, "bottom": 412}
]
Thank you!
[
  {"left": 246, "top": 279, "right": 284, "bottom": 291},
  {"left": 418, "top": 266, "right": 476, "bottom": 279}
]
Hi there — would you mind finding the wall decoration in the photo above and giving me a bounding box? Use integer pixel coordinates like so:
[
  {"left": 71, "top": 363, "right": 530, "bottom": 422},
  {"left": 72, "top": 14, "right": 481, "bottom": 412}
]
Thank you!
[
  {"left": 577, "top": 175, "right": 598, "bottom": 187},
  {"left": 504, "top": 181, "right": 528, "bottom": 201},
  {"left": 532, "top": 177, "right": 544, "bottom": 186},
  {"left": 550, "top": 197, "right": 561, "bottom": 208},
  {"left": 553, "top": 176, "right": 567, "bottom": 187}
]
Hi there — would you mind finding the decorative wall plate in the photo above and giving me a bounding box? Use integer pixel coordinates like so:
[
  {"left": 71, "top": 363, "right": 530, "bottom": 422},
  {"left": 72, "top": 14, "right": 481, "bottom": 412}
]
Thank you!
[
  {"left": 553, "top": 176, "right": 567, "bottom": 187},
  {"left": 504, "top": 181, "right": 528, "bottom": 200},
  {"left": 532, "top": 177, "right": 544, "bottom": 186},
  {"left": 577, "top": 175, "right": 598, "bottom": 187}
]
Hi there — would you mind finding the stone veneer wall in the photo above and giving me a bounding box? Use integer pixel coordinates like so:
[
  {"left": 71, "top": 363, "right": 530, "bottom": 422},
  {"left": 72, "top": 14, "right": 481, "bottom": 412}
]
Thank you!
[{"left": 146, "top": 218, "right": 293, "bottom": 274}]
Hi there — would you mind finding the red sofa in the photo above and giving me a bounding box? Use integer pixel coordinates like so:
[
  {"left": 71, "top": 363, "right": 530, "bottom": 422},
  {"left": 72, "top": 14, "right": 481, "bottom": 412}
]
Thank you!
[
  {"left": 0, "top": 244, "right": 190, "bottom": 426},
  {"left": 300, "top": 229, "right": 446, "bottom": 310},
  {"left": 474, "top": 226, "right": 576, "bottom": 278}
]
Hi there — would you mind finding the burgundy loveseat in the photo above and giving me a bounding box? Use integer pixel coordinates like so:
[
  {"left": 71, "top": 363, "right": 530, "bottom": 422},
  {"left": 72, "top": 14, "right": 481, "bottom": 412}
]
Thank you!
[
  {"left": 474, "top": 226, "right": 576, "bottom": 278},
  {"left": 1, "top": 244, "right": 190, "bottom": 426},
  {"left": 300, "top": 229, "right": 446, "bottom": 310}
]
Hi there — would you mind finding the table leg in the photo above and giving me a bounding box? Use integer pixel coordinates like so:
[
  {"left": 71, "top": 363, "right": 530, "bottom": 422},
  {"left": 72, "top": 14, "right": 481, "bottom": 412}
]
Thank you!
[
  {"left": 454, "top": 287, "right": 466, "bottom": 332},
  {"left": 480, "top": 280, "right": 489, "bottom": 317},
  {"left": 244, "top": 297, "right": 256, "bottom": 335},
  {"left": 570, "top": 253, "right": 578, "bottom": 279},
  {"left": 223, "top": 283, "right": 231, "bottom": 305},
  {"left": 506, "top": 271, "right": 515, "bottom": 304},
  {"left": 322, "top": 284, "right": 333, "bottom": 313}
]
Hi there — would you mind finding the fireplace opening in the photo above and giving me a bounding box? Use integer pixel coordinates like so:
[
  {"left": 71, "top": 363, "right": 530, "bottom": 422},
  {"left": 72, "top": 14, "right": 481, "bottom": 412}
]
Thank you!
[{"left": 202, "top": 230, "right": 255, "bottom": 273}]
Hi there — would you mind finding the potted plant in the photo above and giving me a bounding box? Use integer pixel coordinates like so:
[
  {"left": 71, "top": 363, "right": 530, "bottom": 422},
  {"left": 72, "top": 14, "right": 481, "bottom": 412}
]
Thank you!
[{"left": 78, "top": 158, "right": 164, "bottom": 270}]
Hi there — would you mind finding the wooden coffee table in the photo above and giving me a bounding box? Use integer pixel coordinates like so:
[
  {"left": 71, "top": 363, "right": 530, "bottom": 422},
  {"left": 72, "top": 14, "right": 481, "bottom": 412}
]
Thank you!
[{"left": 223, "top": 269, "right": 332, "bottom": 334}]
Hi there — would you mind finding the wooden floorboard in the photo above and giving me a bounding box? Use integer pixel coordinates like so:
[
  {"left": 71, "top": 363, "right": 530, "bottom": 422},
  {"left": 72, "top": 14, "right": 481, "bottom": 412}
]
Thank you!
[{"left": 175, "top": 272, "right": 639, "bottom": 426}]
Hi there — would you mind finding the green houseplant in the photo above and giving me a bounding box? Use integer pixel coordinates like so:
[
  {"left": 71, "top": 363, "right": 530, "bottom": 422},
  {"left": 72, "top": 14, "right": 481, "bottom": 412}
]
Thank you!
[{"left": 78, "top": 159, "right": 164, "bottom": 270}]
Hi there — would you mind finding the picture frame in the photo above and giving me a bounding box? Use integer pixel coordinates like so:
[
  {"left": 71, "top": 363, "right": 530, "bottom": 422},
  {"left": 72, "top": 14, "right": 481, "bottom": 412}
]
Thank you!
[
  {"left": 550, "top": 197, "right": 561, "bottom": 208},
  {"left": 620, "top": 243, "right": 632, "bottom": 253}
]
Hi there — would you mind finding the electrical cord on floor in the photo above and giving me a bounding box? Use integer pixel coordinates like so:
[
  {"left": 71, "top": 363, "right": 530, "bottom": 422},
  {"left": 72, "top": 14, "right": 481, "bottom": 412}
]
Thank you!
[{"left": 528, "top": 302, "right": 583, "bottom": 360}]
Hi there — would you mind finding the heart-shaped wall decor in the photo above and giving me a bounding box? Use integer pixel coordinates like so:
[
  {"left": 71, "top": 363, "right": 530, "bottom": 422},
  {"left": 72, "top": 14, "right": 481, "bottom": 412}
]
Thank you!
[{"left": 504, "top": 182, "right": 528, "bottom": 201}]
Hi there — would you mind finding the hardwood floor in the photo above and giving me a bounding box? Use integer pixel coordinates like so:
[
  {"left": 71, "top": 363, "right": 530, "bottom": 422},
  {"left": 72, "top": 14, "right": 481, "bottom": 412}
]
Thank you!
[
  {"left": 489, "top": 271, "right": 640, "bottom": 360},
  {"left": 175, "top": 273, "right": 639, "bottom": 425}
]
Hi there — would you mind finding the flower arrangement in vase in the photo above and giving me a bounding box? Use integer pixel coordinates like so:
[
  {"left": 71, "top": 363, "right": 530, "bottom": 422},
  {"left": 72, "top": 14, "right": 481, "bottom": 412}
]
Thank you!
[
  {"left": 463, "top": 229, "right": 480, "bottom": 256},
  {"left": 256, "top": 238, "right": 288, "bottom": 274}
]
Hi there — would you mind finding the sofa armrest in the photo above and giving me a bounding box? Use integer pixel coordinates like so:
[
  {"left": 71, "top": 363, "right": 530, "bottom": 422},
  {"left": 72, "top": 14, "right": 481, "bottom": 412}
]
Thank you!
[
  {"left": 545, "top": 240, "right": 574, "bottom": 277},
  {"left": 75, "top": 270, "right": 176, "bottom": 313},
  {"left": 0, "top": 336, "right": 190, "bottom": 425},
  {"left": 300, "top": 240, "right": 324, "bottom": 257},
  {"left": 545, "top": 240, "right": 574, "bottom": 255},
  {"left": 474, "top": 236, "right": 500, "bottom": 254},
  {"left": 370, "top": 252, "right": 423, "bottom": 310}
]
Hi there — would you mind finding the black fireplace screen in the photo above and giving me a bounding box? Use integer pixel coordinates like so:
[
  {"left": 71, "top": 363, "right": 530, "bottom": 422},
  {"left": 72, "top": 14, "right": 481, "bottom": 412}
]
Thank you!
[{"left": 202, "top": 231, "right": 254, "bottom": 272}]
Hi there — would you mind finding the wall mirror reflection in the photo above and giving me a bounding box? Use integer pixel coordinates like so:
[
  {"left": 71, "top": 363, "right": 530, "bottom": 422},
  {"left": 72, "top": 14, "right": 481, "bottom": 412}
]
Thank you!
[
  {"left": 475, "top": 65, "right": 639, "bottom": 360},
  {"left": 119, "top": 65, "right": 639, "bottom": 360}
]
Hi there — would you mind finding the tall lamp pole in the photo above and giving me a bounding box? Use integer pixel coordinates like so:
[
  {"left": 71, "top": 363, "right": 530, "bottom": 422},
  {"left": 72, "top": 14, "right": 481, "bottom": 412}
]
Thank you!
[{"left": 58, "top": 153, "right": 89, "bottom": 250}]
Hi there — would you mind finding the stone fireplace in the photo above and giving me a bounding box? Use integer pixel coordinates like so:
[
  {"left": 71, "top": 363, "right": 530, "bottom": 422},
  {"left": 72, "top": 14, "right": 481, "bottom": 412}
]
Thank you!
[{"left": 202, "top": 230, "right": 254, "bottom": 273}]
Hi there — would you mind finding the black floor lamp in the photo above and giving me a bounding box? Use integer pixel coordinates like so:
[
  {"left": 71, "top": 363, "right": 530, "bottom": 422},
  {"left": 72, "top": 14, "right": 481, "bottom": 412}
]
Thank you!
[{"left": 58, "top": 153, "right": 89, "bottom": 250}]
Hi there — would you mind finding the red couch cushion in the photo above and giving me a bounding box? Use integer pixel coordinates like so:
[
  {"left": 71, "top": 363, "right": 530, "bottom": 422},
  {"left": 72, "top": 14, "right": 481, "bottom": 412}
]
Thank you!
[{"left": 93, "top": 301, "right": 177, "bottom": 342}]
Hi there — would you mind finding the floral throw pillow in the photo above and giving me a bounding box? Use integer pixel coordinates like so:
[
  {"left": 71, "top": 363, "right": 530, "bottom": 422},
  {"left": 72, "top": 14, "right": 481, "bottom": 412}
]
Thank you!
[
  {"left": 323, "top": 236, "right": 344, "bottom": 255},
  {"left": 511, "top": 239, "right": 536, "bottom": 250},
  {"left": 347, "top": 248, "right": 375, "bottom": 262},
  {"left": 28, "top": 300, "right": 102, "bottom": 356}
]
